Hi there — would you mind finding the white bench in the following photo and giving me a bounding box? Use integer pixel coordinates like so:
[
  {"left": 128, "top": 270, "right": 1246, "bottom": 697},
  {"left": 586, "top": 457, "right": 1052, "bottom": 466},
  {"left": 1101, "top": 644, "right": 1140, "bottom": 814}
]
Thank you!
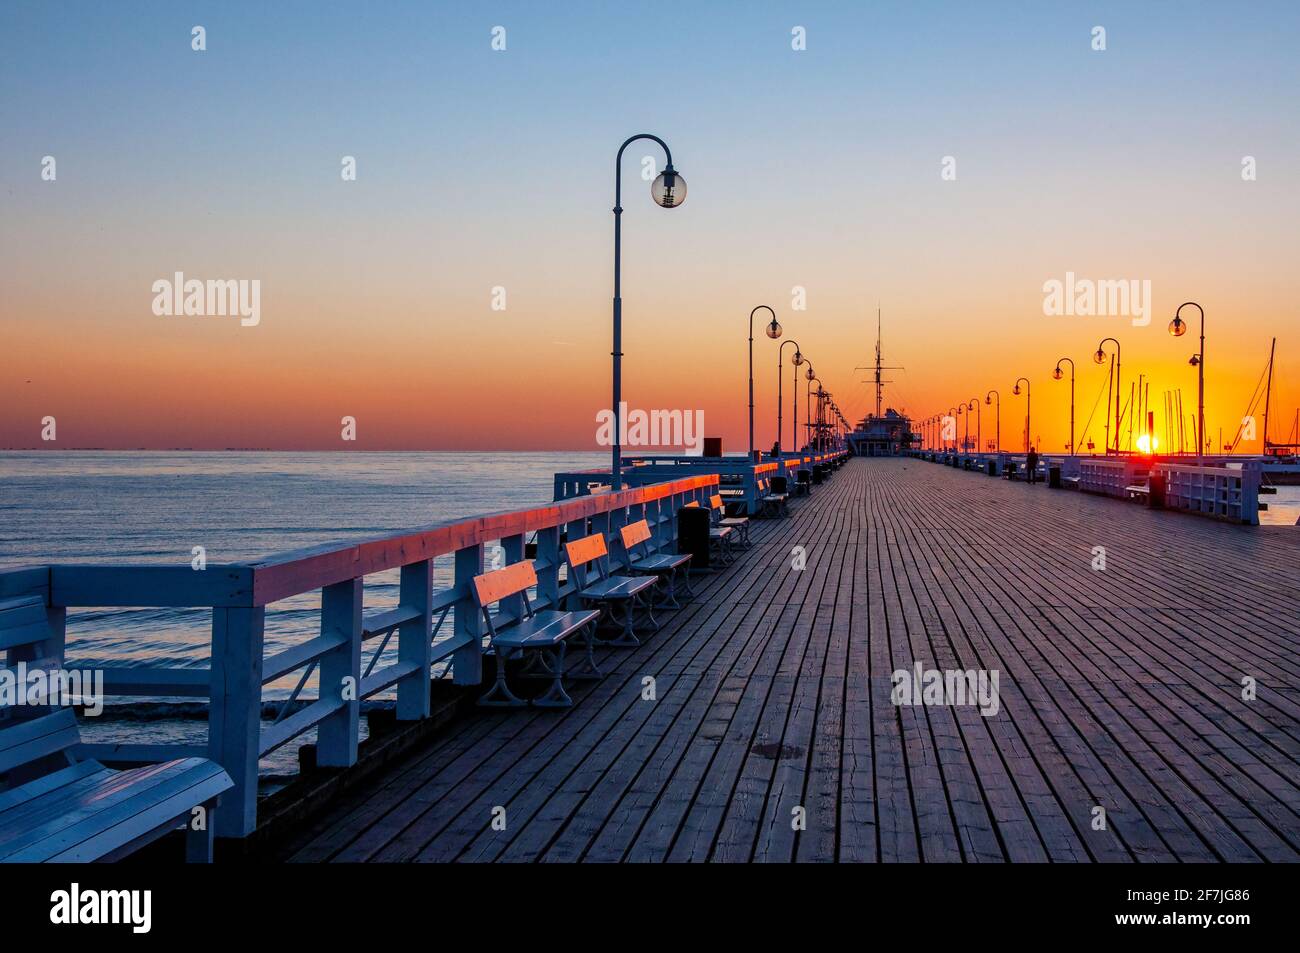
[
  {"left": 759, "top": 476, "right": 790, "bottom": 517},
  {"left": 471, "top": 560, "right": 600, "bottom": 707},
  {"left": 710, "top": 493, "right": 751, "bottom": 547},
  {"left": 0, "top": 594, "right": 231, "bottom": 862},
  {"left": 619, "top": 519, "right": 693, "bottom": 608},
  {"left": 565, "top": 533, "right": 659, "bottom": 647}
]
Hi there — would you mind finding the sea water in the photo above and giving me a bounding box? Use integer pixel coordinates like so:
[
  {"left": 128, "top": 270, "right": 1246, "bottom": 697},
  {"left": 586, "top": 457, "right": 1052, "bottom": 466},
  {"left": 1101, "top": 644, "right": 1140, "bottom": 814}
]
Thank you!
[{"left": 0, "top": 451, "right": 604, "bottom": 776}]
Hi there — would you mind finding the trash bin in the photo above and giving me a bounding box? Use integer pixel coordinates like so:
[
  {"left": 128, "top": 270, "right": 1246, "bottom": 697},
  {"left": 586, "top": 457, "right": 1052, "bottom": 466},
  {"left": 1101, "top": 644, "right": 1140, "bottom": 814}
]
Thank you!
[
  {"left": 986, "top": 459, "right": 998, "bottom": 477},
  {"left": 677, "top": 505, "right": 711, "bottom": 570},
  {"left": 1148, "top": 471, "right": 1166, "bottom": 509},
  {"left": 1049, "top": 465, "right": 1061, "bottom": 489}
]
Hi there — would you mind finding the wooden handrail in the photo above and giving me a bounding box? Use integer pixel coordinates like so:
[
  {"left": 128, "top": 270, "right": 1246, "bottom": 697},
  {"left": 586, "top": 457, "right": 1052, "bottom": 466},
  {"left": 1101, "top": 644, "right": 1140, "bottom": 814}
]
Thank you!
[
  {"left": 0, "top": 470, "right": 722, "bottom": 839},
  {"left": 250, "top": 473, "right": 716, "bottom": 605}
]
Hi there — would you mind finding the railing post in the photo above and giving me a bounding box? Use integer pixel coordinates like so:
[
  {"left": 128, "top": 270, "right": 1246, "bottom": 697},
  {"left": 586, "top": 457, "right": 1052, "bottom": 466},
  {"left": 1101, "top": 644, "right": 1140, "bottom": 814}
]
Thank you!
[
  {"left": 317, "top": 578, "right": 362, "bottom": 768},
  {"left": 1240, "top": 462, "right": 1260, "bottom": 525},
  {"left": 500, "top": 534, "right": 525, "bottom": 620},
  {"left": 452, "top": 544, "right": 484, "bottom": 685},
  {"left": 622, "top": 501, "right": 645, "bottom": 567},
  {"left": 397, "top": 559, "right": 433, "bottom": 721},
  {"left": 535, "top": 527, "right": 560, "bottom": 609},
  {"left": 653, "top": 496, "right": 669, "bottom": 552},
  {"left": 562, "top": 517, "right": 587, "bottom": 606},
  {"left": 209, "top": 605, "right": 265, "bottom": 838},
  {"left": 43, "top": 600, "right": 66, "bottom": 666}
]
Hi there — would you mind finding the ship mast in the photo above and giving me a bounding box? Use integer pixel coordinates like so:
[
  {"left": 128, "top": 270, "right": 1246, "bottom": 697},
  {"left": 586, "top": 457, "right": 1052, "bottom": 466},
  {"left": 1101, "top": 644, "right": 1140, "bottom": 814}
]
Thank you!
[
  {"left": 875, "top": 307, "right": 883, "bottom": 418},
  {"left": 860, "top": 306, "right": 902, "bottom": 419}
]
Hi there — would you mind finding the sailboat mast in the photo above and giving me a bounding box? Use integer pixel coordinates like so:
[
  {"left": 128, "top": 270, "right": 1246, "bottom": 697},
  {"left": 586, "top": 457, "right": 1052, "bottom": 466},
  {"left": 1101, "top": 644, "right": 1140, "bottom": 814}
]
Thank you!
[{"left": 1263, "top": 337, "right": 1276, "bottom": 456}]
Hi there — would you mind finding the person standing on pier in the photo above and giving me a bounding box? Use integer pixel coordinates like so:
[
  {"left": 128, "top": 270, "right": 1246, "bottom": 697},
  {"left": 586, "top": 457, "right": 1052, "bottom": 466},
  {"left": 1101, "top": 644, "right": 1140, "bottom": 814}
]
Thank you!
[{"left": 1026, "top": 447, "right": 1040, "bottom": 484}]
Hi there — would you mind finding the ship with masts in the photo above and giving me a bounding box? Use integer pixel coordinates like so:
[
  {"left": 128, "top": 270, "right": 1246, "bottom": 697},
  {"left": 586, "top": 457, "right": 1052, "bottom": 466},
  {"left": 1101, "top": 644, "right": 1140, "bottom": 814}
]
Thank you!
[{"left": 848, "top": 310, "right": 916, "bottom": 456}]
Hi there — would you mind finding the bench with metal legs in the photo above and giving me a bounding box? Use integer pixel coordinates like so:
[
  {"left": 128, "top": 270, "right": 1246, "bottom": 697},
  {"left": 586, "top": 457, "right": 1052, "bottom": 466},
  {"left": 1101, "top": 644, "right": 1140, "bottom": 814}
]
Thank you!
[
  {"left": 471, "top": 560, "right": 600, "bottom": 708},
  {"left": 565, "top": 533, "right": 659, "bottom": 647},
  {"left": 710, "top": 493, "right": 751, "bottom": 547},
  {"left": 757, "top": 476, "right": 790, "bottom": 517},
  {"left": 617, "top": 518, "right": 694, "bottom": 609}
]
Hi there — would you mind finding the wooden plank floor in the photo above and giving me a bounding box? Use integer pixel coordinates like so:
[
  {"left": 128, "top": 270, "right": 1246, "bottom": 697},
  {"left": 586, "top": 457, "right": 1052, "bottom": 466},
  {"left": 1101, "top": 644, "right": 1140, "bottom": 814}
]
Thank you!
[{"left": 275, "top": 458, "right": 1300, "bottom": 862}]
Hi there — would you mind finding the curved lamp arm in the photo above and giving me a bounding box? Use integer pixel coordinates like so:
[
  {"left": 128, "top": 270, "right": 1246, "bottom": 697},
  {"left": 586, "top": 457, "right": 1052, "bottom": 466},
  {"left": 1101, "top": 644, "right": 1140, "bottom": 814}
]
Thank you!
[{"left": 615, "top": 134, "right": 673, "bottom": 213}]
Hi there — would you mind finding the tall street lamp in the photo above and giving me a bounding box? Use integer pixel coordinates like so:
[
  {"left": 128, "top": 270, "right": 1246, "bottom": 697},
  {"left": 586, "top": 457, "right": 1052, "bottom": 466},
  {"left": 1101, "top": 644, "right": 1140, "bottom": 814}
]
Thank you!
[
  {"left": 1013, "top": 378, "right": 1031, "bottom": 453},
  {"left": 611, "top": 134, "right": 685, "bottom": 490},
  {"left": 949, "top": 406, "right": 959, "bottom": 452},
  {"left": 967, "top": 398, "right": 981, "bottom": 455},
  {"left": 1053, "top": 357, "right": 1075, "bottom": 456},
  {"left": 1169, "top": 302, "right": 1206, "bottom": 464},
  {"left": 749, "top": 306, "right": 781, "bottom": 460},
  {"left": 1093, "top": 337, "right": 1121, "bottom": 456},
  {"left": 777, "top": 339, "right": 803, "bottom": 456},
  {"left": 804, "top": 365, "right": 816, "bottom": 451},
  {"left": 812, "top": 377, "right": 825, "bottom": 450},
  {"left": 985, "top": 390, "right": 1001, "bottom": 453}
]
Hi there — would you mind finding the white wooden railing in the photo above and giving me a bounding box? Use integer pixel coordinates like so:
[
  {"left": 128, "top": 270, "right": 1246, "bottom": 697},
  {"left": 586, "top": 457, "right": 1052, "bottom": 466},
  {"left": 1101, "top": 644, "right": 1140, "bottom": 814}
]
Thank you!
[
  {"left": 1157, "top": 462, "right": 1261, "bottom": 524},
  {"left": 1079, "top": 459, "right": 1148, "bottom": 498},
  {"left": 555, "top": 449, "right": 848, "bottom": 514},
  {"left": 0, "top": 473, "right": 718, "bottom": 838}
]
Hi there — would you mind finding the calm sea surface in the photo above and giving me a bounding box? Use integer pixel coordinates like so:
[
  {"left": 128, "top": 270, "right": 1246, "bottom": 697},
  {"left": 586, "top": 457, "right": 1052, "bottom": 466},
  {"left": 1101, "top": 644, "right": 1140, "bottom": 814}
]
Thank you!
[{"left": 0, "top": 451, "right": 604, "bottom": 774}]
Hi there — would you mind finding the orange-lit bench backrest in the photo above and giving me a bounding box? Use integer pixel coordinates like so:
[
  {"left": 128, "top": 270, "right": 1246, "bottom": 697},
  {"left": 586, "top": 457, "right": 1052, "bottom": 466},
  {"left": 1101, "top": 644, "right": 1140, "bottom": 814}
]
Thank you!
[
  {"left": 619, "top": 519, "right": 652, "bottom": 550},
  {"left": 472, "top": 559, "right": 537, "bottom": 607},
  {"left": 564, "top": 532, "right": 608, "bottom": 569}
]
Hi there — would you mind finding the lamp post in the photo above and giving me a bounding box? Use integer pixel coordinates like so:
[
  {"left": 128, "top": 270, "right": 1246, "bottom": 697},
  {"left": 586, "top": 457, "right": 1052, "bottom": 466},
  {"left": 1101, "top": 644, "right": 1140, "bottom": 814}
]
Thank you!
[
  {"left": 985, "top": 390, "right": 1000, "bottom": 453},
  {"left": 1013, "top": 378, "right": 1031, "bottom": 453},
  {"left": 1093, "top": 337, "right": 1121, "bottom": 456},
  {"left": 813, "top": 378, "right": 825, "bottom": 450},
  {"left": 967, "top": 398, "right": 981, "bottom": 456},
  {"left": 777, "top": 339, "right": 803, "bottom": 456},
  {"left": 611, "top": 134, "right": 685, "bottom": 490},
  {"left": 1053, "top": 357, "right": 1075, "bottom": 455},
  {"left": 804, "top": 365, "right": 816, "bottom": 451},
  {"left": 956, "top": 403, "right": 967, "bottom": 454},
  {"left": 1169, "top": 302, "right": 1205, "bottom": 464},
  {"left": 749, "top": 306, "right": 781, "bottom": 460},
  {"left": 949, "top": 406, "right": 959, "bottom": 452}
]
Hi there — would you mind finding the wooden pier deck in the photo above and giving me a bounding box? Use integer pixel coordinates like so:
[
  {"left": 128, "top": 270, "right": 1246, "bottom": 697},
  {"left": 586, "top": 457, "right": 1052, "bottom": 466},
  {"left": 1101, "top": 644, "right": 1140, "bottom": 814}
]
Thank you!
[{"left": 275, "top": 458, "right": 1300, "bottom": 863}]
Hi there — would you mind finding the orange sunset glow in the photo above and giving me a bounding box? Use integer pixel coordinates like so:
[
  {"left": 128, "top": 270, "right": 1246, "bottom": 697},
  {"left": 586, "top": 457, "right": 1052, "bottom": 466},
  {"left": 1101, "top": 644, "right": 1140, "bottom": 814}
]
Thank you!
[{"left": 2, "top": 4, "right": 1297, "bottom": 453}]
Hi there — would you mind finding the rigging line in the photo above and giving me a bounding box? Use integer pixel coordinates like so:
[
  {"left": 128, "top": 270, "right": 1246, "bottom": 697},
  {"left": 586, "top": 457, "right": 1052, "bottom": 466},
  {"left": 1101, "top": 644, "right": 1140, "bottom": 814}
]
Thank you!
[
  {"left": 1228, "top": 357, "right": 1271, "bottom": 452},
  {"left": 1076, "top": 369, "right": 1111, "bottom": 450}
]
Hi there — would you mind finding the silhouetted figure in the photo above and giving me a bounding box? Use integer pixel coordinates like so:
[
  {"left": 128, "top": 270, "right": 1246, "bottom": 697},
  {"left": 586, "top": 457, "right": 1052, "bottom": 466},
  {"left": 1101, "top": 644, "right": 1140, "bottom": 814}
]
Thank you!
[{"left": 1026, "top": 448, "right": 1039, "bottom": 484}]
